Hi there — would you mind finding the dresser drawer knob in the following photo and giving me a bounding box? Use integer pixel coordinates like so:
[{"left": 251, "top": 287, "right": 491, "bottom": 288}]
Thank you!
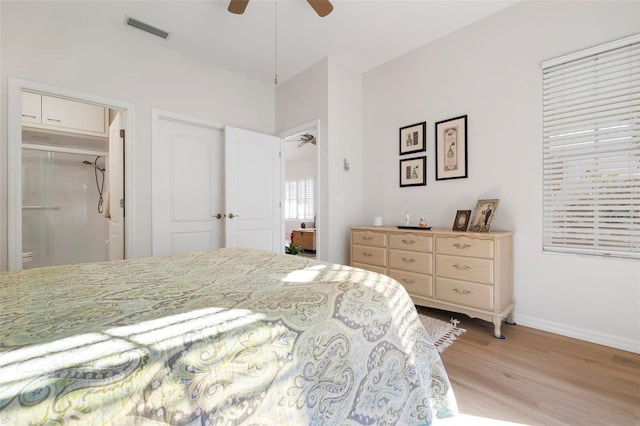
[
  {"left": 453, "top": 263, "right": 471, "bottom": 271},
  {"left": 401, "top": 278, "right": 416, "bottom": 285},
  {"left": 453, "top": 243, "right": 471, "bottom": 249},
  {"left": 401, "top": 239, "right": 416, "bottom": 245},
  {"left": 401, "top": 257, "right": 415, "bottom": 263},
  {"left": 453, "top": 288, "right": 471, "bottom": 295}
]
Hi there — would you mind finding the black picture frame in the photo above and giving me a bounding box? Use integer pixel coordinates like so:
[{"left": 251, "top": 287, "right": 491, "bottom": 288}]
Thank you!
[
  {"left": 399, "top": 156, "right": 426, "bottom": 187},
  {"left": 399, "top": 122, "right": 426, "bottom": 155},
  {"left": 452, "top": 209, "right": 472, "bottom": 232},
  {"left": 435, "top": 115, "right": 467, "bottom": 180}
]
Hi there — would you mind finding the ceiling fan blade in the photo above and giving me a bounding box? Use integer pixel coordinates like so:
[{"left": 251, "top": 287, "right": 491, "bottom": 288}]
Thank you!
[
  {"left": 228, "top": 0, "right": 249, "bottom": 15},
  {"left": 307, "top": 0, "right": 333, "bottom": 17}
]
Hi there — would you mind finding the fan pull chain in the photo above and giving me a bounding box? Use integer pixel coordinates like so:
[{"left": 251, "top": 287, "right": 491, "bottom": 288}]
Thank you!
[{"left": 274, "top": 0, "right": 278, "bottom": 87}]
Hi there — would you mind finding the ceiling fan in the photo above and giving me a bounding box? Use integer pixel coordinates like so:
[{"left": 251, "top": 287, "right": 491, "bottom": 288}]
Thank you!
[
  {"left": 228, "top": 0, "right": 333, "bottom": 17},
  {"left": 296, "top": 133, "right": 316, "bottom": 147}
]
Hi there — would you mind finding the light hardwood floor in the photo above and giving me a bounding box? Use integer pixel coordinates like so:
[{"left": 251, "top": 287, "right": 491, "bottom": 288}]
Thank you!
[{"left": 417, "top": 306, "right": 640, "bottom": 426}]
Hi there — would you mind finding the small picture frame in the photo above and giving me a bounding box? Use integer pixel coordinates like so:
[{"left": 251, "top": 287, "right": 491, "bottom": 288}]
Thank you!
[
  {"left": 435, "top": 115, "right": 467, "bottom": 180},
  {"left": 399, "top": 122, "right": 426, "bottom": 155},
  {"left": 452, "top": 209, "right": 472, "bottom": 232},
  {"left": 468, "top": 199, "right": 499, "bottom": 232},
  {"left": 399, "top": 156, "right": 426, "bottom": 187}
]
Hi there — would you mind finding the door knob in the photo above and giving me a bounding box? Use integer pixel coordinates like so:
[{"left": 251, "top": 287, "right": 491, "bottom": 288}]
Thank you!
[
  {"left": 228, "top": 213, "right": 239, "bottom": 219},
  {"left": 213, "top": 213, "right": 223, "bottom": 219}
]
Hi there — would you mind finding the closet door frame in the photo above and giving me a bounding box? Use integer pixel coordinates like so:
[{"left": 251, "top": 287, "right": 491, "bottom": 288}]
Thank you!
[{"left": 6, "top": 77, "right": 136, "bottom": 271}]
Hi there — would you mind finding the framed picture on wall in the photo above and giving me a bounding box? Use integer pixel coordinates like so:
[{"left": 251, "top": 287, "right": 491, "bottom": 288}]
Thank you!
[
  {"left": 435, "top": 115, "right": 467, "bottom": 180},
  {"left": 399, "top": 156, "right": 426, "bottom": 187},
  {"left": 399, "top": 122, "right": 426, "bottom": 155},
  {"left": 468, "top": 199, "right": 499, "bottom": 232}
]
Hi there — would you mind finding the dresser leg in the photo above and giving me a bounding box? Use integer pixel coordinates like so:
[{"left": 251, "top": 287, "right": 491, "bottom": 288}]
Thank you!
[{"left": 493, "top": 316, "right": 505, "bottom": 339}]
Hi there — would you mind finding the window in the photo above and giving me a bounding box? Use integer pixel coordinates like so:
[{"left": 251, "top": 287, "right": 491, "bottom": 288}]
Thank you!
[
  {"left": 284, "top": 178, "right": 315, "bottom": 221},
  {"left": 542, "top": 34, "right": 640, "bottom": 259}
]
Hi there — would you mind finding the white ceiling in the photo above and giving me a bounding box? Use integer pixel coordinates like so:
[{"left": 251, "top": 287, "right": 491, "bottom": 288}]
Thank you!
[{"left": 116, "top": 0, "right": 518, "bottom": 85}]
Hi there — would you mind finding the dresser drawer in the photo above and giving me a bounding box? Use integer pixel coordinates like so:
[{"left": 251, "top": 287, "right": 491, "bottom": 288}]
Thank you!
[
  {"left": 436, "top": 277, "right": 493, "bottom": 310},
  {"left": 352, "top": 230, "right": 387, "bottom": 247},
  {"left": 389, "top": 249, "right": 432, "bottom": 274},
  {"left": 352, "top": 261, "right": 387, "bottom": 275},
  {"left": 352, "top": 244, "right": 387, "bottom": 267},
  {"left": 389, "top": 232, "right": 433, "bottom": 252},
  {"left": 388, "top": 269, "right": 432, "bottom": 298},
  {"left": 436, "top": 236, "right": 495, "bottom": 259},
  {"left": 436, "top": 254, "right": 493, "bottom": 284}
]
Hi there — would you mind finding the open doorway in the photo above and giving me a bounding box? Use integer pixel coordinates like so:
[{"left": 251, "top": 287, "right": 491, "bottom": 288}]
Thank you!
[
  {"left": 7, "top": 77, "right": 134, "bottom": 271},
  {"left": 281, "top": 122, "right": 319, "bottom": 260}
]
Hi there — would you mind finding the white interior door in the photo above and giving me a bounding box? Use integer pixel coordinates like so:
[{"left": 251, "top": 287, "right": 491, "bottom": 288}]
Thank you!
[
  {"left": 225, "top": 126, "right": 281, "bottom": 252},
  {"left": 108, "top": 111, "right": 125, "bottom": 261},
  {"left": 152, "top": 116, "right": 224, "bottom": 256}
]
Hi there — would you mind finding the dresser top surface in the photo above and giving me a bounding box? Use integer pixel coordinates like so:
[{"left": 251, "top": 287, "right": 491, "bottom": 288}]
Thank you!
[{"left": 351, "top": 225, "right": 513, "bottom": 237}]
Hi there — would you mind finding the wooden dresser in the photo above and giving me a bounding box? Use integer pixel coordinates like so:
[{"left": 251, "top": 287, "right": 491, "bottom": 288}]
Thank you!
[
  {"left": 350, "top": 226, "right": 514, "bottom": 338},
  {"left": 291, "top": 229, "right": 316, "bottom": 251}
]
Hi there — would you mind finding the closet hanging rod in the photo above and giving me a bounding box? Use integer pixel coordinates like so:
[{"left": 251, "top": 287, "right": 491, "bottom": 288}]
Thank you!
[{"left": 22, "top": 143, "right": 108, "bottom": 157}]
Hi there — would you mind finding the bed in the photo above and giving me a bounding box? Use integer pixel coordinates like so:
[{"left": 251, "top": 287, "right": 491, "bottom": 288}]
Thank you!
[{"left": 0, "top": 248, "right": 456, "bottom": 424}]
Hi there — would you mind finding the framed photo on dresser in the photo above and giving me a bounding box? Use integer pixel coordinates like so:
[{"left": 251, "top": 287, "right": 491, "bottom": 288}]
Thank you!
[
  {"left": 452, "top": 210, "right": 472, "bottom": 232},
  {"left": 469, "top": 199, "right": 499, "bottom": 232}
]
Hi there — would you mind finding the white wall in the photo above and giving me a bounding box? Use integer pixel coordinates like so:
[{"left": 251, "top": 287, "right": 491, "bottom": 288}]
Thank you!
[
  {"left": 0, "top": 2, "right": 275, "bottom": 268},
  {"left": 362, "top": 0, "right": 640, "bottom": 352},
  {"left": 326, "top": 58, "right": 363, "bottom": 264},
  {"left": 275, "top": 57, "right": 363, "bottom": 264}
]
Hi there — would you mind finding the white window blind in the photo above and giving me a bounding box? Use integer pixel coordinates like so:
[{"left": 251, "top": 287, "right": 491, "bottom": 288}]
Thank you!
[
  {"left": 542, "top": 35, "right": 640, "bottom": 259},
  {"left": 284, "top": 178, "right": 315, "bottom": 220}
]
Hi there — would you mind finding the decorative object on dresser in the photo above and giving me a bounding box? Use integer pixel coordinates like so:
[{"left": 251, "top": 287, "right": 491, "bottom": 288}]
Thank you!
[
  {"left": 452, "top": 209, "right": 472, "bottom": 232},
  {"left": 468, "top": 199, "right": 499, "bottom": 232},
  {"left": 350, "top": 226, "right": 514, "bottom": 339},
  {"left": 399, "top": 156, "right": 426, "bottom": 187},
  {"left": 399, "top": 121, "right": 426, "bottom": 155},
  {"left": 435, "top": 115, "right": 467, "bottom": 180}
]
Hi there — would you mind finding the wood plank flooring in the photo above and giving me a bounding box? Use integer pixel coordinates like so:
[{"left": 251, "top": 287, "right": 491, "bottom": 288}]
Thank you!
[{"left": 417, "top": 306, "right": 640, "bottom": 426}]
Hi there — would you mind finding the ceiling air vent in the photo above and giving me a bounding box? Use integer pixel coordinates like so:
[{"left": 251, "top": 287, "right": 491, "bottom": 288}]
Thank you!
[{"left": 125, "top": 17, "right": 170, "bottom": 39}]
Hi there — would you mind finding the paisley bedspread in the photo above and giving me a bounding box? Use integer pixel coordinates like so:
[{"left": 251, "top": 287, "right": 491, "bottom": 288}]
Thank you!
[{"left": 0, "top": 248, "right": 456, "bottom": 425}]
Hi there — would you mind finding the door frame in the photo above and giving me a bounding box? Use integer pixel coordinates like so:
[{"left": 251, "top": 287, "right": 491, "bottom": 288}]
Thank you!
[
  {"left": 278, "top": 119, "right": 321, "bottom": 259},
  {"left": 7, "top": 77, "right": 135, "bottom": 271},
  {"left": 150, "top": 109, "right": 225, "bottom": 256}
]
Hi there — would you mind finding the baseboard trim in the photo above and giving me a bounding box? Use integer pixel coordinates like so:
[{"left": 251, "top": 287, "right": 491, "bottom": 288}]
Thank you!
[{"left": 515, "top": 314, "right": 639, "bottom": 354}]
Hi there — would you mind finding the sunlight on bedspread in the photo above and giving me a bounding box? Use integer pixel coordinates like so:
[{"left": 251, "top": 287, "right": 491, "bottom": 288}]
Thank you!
[{"left": 0, "top": 247, "right": 456, "bottom": 425}]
